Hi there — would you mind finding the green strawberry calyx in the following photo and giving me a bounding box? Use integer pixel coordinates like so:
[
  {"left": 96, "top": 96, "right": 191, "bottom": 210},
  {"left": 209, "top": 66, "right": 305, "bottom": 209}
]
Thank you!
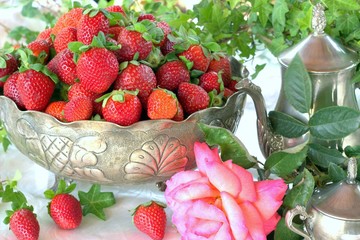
[
  {"left": 130, "top": 200, "right": 167, "bottom": 216},
  {"left": 43, "top": 179, "right": 76, "bottom": 200},
  {"left": 0, "top": 47, "right": 15, "bottom": 69},
  {"left": 96, "top": 89, "right": 139, "bottom": 108},
  {"left": 127, "top": 20, "right": 164, "bottom": 45},
  {"left": 0, "top": 176, "right": 36, "bottom": 225}
]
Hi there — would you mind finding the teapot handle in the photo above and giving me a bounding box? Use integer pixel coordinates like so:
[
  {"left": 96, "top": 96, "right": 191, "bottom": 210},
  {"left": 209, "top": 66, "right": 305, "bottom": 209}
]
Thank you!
[
  {"left": 235, "top": 75, "right": 284, "bottom": 158},
  {"left": 285, "top": 205, "right": 313, "bottom": 240}
]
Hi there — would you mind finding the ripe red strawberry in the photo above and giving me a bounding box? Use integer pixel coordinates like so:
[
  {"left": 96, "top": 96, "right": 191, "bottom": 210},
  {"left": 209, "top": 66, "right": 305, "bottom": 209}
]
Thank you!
[
  {"left": 77, "top": 10, "right": 110, "bottom": 45},
  {"left": 45, "top": 101, "right": 66, "bottom": 121},
  {"left": 178, "top": 44, "right": 210, "bottom": 72},
  {"left": 207, "top": 56, "right": 232, "bottom": 87},
  {"left": 227, "top": 79, "right": 239, "bottom": 92},
  {"left": 9, "top": 208, "right": 40, "bottom": 240},
  {"left": 177, "top": 82, "right": 210, "bottom": 115},
  {"left": 54, "top": 27, "right": 77, "bottom": 54},
  {"left": 113, "top": 63, "right": 156, "bottom": 106},
  {"left": 49, "top": 193, "right": 83, "bottom": 230},
  {"left": 76, "top": 47, "right": 119, "bottom": 93},
  {"left": 68, "top": 82, "right": 97, "bottom": 101},
  {"left": 27, "top": 39, "right": 51, "bottom": 61},
  {"left": 138, "top": 13, "right": 156, "bottom": 22},
  {"left": 64, "top": 96, "right": 93, "bottom": 122},
  {"left": 0, "top": 53, "right": 18, "bottom": 88},
  {"left": 105, "top": 5, "right": 126, "bottom": 16},
  {"left": 156, "top": 60, "right": 190, "bottom": 91},
  {"left": 160, "top": 38, "right": 175, "bottom": 56},
  {"left": 156, "top": 21, "right": 171, "bottom": 47},
  {"left": 48, "top": 49, "right": 77, "bottom": 85},
  {"left": 101, "top": 90, "right": 142, "bottom": 126},
  {"left": 199, "top": 71, "right": 224, "bottom": 93},
  {"left": 172, "top": 101, "right": 184, "bottom": 121},
  {"left": 147, "top": 88, "right": 178, "bottom": 120},
  {"left": 4, "top": 72, "right": 25, "bottom": 109},
  {"left": 132, "top": 201, "right": 167, "bottom": 240},
  {"left": 116, "top": 28, "right": 153, "bottom": 62},
  {"left": 224, "top": 87, "right": 235, "bottom": 99},
  {"left": 51, "top": 8, "right": 83, "bottom": 36},
  {"left": 17, "top": 69, "right": 55, "bottom": 111},
  {"left": 36, "top": 28, "right": 53, "bottom": 44},
  {"left": 108, "top": 26, "right": 124, "bottom": 40}
]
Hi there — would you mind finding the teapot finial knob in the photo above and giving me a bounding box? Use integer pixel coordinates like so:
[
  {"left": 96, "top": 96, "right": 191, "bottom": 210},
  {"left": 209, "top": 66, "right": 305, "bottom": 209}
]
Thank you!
[
  {"left": 347, "top": 157, "right": 357, "bottom": 184},
  {"left": 312, "top": 3, "right": 326, "bottom": 35}
]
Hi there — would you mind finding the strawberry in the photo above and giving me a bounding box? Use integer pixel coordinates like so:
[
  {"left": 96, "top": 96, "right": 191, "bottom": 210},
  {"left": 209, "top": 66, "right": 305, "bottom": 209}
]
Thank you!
[
  {"left": 100, "top": 90, "right": 142, "bottom": 126},
  {"left": 49, "top": 193, "right": 83, "bottom": 229},
  {"left": 199, "top": 71, "right": 224, "bottom": 93},
  {"left": 156, "top": 60, "right": 190, "bottom": 91},
  {"left": 54, "top": 27, "right": 77, "bottom": 54},
  {"left": 147, "top": 88, "right": 178, "bottom": 120},
  {"left": 227, "top": 78, "right": 239, "bottom": 92},
  {"left": 0, "top": 53, "right": 18, "bottom": 88},
  {"left": 77, "top": 9, "right": 110, "bottom": 45},
  {"left": 36, "top": 28, "right": 53, "bottom": 44},
  {"left": 138, "top": 13, "right": 156, "bottom": 22},
  {"left": 76, "top": 47, "right": 119, "bottom": 93},
  {"left": 54, "top": 49, "right": 78, "bottom": 85},
  {"left": 132, "top": 201, "right": 167, "bottom": 240},
  {"left": 178, "top": 44, "right": 210, "bottom": 72},
  {"left": 9, "top": 208, "right": 40, "bottom": 240},
  {"left": 177, "top": 82, "right": 210, "bottom": 115},
  {"left": 44, "top": 180, "right": 82, "bottom": 230},
  {"left": 17, "top": 69, "right": 55, "bottom": 111},
  {"left": 105, "top": 5, "right": 126, "bottom": 16},
  {"left": 2, "top": 180, "right": 40, "bottom": 240},
  {"left": 113, "top": 62, "right": 156, "bottom": 106},
  {"left": 68, "top": 82, "right": 98, "bottom": 101},
  {"left": 64, "top": 96, "right": 93, "bottom": 122},
  {"left": 156, "top": 21, "right": 171, "bottom": 47},
  {"left": 3, "top": 72, "right": 25, "bottom": 109},
  {"left": 160, "top": 38, "right": 175, "bottom": 56},
  {"left": 172, "top": 101, "right": 184, "bottom": 121},
  {"left": 108, "top": 26, "right": 125, "bottom": 40},
  {"left": 207, "top": 56, "right": 232, "bottom": 87},
  {"left": 51, "top": 8, "right": 83, "bottom": 36},
  {"left": 45, "top": 101, "right": 66, "bottom": 121},
  {"left": 27, "top": 39, "right": 51, "bottom": 62},
  {"left": 224, "top": 87, "right": 235, "bottom": 99},
  {"left": 116, "top": 27, "right": 153, "bottom": 62}
]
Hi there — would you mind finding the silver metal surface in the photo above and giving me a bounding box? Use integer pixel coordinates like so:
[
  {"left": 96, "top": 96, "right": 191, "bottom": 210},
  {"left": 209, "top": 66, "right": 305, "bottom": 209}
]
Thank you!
[
  {"left": 286, "top": 158, "right": 360, "bottom": 239},
  {"left": 236, "top": 3, "right": 360, "bottom": 158},
  {"left": 0, "top": 59, "right": 246, "bottom": 185}
]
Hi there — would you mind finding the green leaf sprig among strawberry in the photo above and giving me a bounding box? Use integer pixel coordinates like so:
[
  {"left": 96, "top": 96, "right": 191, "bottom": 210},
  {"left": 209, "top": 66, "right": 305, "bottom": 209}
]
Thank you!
[{"left": 0, "top": 3, "right": 240, "bottom": 128}]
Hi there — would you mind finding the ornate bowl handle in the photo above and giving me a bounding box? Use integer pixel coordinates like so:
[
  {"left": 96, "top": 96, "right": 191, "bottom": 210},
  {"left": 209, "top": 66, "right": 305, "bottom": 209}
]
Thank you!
[{"left": 285, "top": 205, "right": 312, "bottom": 240}]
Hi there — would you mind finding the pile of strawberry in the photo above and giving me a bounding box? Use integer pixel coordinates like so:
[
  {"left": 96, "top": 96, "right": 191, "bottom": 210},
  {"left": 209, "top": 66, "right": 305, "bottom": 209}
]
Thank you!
[{"left": 0, "top": 4, "right": 238, "bottom": 126}]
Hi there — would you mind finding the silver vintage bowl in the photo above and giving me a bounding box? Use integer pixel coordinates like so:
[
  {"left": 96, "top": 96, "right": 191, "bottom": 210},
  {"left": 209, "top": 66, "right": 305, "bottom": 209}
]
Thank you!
[{"left": 0, "top": 60, "right": 246, "bottom": 185}]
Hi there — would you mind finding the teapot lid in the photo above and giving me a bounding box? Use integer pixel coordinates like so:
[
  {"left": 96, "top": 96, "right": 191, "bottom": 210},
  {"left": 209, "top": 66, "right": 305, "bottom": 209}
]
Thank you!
[
  {"left": 278, "top": 4, "right": 359, "bottom": 72},
  {"left": 310, "top": 158, "right": 360, "bottom": 220}
]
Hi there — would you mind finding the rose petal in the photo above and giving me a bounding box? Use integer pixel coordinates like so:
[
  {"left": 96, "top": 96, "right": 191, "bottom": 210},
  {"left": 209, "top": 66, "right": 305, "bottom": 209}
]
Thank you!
[
  {"left": 204, "top": 161, "right": 241, "bottom": 197},
  {"left": 221, "top": 191, "right": 248, "bottom": 240},
  {"left": 165, "top": 170, "right": 203, "bottom": 193},
  {"left": 214, "top": 222, "right": 233, "bottom": 240},
  {"left": 240, "top": 201, "right": 266, "bottom": 240},
  {"left": 194, "top": 142, "right": 222, "bottom": 175},
  {"left": 224, "top": 161, "right": 257, "bottom": 202},
  {"left": 263, "top": 213, "right": 281, "bottom": 235},
  {"left": 191, "top": 219, "right": 222, "bottom": 237},
  {"left": 173, "top": 181, "right": 218, "bottom": 202},
  {"left": 187, "top": 200, "right": 228, "bottom": 223},
  {"left": 254, "top": 179, "right": 287, "bottom": 220}
]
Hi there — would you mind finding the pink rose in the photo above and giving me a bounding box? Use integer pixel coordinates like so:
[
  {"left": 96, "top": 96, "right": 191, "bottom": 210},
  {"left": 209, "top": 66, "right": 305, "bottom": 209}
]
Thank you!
[{"left": 165, "top": 142, "right": 287, "bottom": 240}]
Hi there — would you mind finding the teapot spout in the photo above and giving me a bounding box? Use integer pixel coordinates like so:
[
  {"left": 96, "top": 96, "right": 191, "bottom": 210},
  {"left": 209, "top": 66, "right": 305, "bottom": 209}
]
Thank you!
[{"left": 235, "top": 70, "right": 284, "bottom": 158}]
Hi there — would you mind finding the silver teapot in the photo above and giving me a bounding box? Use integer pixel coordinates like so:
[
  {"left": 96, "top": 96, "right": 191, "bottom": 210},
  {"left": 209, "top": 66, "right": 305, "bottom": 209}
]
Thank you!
[
  {"left": 236, "top": 3, "right": 360, "bottom": 158},
  {"left": 285, "top": 157, "right": 360, "bottom": 240}
]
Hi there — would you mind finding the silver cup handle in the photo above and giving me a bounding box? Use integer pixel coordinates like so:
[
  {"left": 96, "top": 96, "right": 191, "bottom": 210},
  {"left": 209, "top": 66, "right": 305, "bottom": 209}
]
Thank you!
[{"left": 285, "top": 205, "right": 312, "bottom": 240}]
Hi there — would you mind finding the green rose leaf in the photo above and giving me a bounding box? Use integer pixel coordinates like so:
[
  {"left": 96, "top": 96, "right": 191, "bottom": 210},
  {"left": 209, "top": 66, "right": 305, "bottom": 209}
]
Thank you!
[
  {"left": 328, "top": 163, "right": 346, "bottom": 182},
  {"left": 274, "top": 218, "right": 303, "bottom": 240},
  {"left": 309, "top": 106, "right": 360, "bottom": 140},
  {"left": 284, "top": 54, "right": 312, "bottom": 114},
  {"left": 198, "top": 123, "right": 256, "bottom": 169},
  {"left": 307, "top": 143, "right": 346, "bottom": 168},
  {"left": 283, "top": 169, "right": 315, "bottom": 209},
  {"left": 264, "top": 146, "right": 308, "bottom": 178},
  {"left": 269, "top": 111, "right": 309, "bottom": 138}
]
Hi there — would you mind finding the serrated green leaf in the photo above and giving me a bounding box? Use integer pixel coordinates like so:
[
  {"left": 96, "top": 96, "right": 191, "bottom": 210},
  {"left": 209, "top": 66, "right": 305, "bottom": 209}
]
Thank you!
[
  {"left": 202, "top": 42, "right": 221, "bottom": 52},
  {"left": 0, "top": 57, "right": 6, "bottom": 68},
  {"left": 309, "top": 106, "right": 360, "bottom": 140},
  {"left": 264, "top": 146, "right": 307, "bottom": 178},
  {"left": 78, "top": 184, "right": 116, "bottom": 220},
  {"left": 323, "top": 0, "right": 360, "bottom": 11},
  {"left": 68, "top": 41, "right": 85, "bottom": 54},
  {"left": 336, "top": 14, "right": 359, "bottom": 35},
  {"left": 21, "top": 2, "right": 41, "bottom": 18},
  {"left": 251, "top": 63, "right": 266, "bottom": 80},
  {"left": 328, "top": 163, "right": 346, "bottom": 182},
  {"left": 199, "top": 123, "right": 256, "bottom": 168},
  {"left": 269, "top": 111, "right": 309, "bottom": 138},
  {"left": 252, "top": 0, "right": 272, "bottom": 27},
  {"left": 307, "top": 143, "right": 346, "bottom": 168},
  {"left": 284, "top": 54, "right": 312, "bottom": 113},
  {"left": 283, "top": 169, "right": 315, "bottom": 209},
  {"left": 272, "top": 0, "right": 289, "bottom": 27}
]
